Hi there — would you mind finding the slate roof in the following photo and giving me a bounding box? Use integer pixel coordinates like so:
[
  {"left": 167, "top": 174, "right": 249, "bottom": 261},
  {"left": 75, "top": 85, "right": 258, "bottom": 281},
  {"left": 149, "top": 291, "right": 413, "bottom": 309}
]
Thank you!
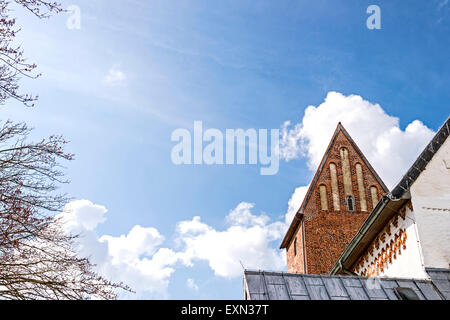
[
  {"left": 426, "top": 268, "right": 450, "bottom": 300},
  {"left": 243, "top": 269, "right": 450, "bottom": 300}
]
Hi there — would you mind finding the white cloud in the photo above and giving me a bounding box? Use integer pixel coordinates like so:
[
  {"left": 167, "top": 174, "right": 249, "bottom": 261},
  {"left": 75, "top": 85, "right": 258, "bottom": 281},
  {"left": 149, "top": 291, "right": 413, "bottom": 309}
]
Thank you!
[
  {"left": 57, "top": 200, "right": 287, "bottom": 297},
  {"left": 176, "top": 203, "right": 286, "bottom": 278},
  {"left": 279, "top": 91, "right": 435, "bottom": 188},
  {"left": 438, "top": 0, "right": 448, "bottom": 10},
  {"left": 100, "top": 225, "right": 164, "bottom": 263},
  {"left": 285, "top": 185, "right": 309, "bottom": 225},
  {"left": 186, "top": 278, "right": 199, "bottom": 292},
  {"left": 57, "top": 200, "right": 180, "bottom": 298},
  {"left": 104, "top": 68, "right": 126, "bottom": 84},
  {"left": 279, "top": 120, "right": 303, "bottom": 161},
  {"left": 225, "top": 202, "right": 270, "bottom": 227},
  {"left": 59, "top": 199, "right": 107, "bottom": 231}
]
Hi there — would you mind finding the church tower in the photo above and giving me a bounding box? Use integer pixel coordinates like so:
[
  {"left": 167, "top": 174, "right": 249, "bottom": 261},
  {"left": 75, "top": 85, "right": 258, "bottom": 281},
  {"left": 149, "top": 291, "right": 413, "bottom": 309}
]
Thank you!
[{"left": 280, "top": 122, "right": 389, "bottom": 275}]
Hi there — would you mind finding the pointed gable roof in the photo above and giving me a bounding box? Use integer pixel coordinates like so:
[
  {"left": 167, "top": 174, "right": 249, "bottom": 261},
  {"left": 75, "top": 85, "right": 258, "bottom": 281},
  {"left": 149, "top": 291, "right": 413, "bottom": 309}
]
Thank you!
[{"left": 280, "top": 122, "right": 389, "bottom": 249}]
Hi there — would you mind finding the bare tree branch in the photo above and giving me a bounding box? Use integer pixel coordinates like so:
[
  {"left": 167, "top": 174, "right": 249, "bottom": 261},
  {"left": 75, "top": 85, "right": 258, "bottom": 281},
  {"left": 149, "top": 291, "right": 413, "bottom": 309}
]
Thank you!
[
  {"left": 0, "top": 0, "right": 64, "bottom": 107},
  {"left": 0, "top": 121, "right": 132, "bottom": 299},
  {"left": 0, "top": 2, "right": 133, "bottom": 299}
]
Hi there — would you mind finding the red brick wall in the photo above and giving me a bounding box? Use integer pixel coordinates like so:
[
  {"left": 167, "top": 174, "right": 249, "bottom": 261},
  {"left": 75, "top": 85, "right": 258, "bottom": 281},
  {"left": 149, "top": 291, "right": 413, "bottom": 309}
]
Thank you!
[
  {"left": 287, "top": 223, "right": 305, "bottom": 273},
  {"left": 286, "top": 130, "right": 386, "bottom": 274}
]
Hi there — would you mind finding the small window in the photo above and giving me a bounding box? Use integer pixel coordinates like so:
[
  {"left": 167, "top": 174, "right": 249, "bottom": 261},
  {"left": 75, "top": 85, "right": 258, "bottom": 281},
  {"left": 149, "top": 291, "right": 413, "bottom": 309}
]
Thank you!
[
  {"left": 294, "top": 238, "right": 297, "bottom": 256},
  {"left": 347, "top": 196, "right": 354, "bottom": 211},
  {"left": 394, "top": 287, "right": 420, "bottom": 300}
]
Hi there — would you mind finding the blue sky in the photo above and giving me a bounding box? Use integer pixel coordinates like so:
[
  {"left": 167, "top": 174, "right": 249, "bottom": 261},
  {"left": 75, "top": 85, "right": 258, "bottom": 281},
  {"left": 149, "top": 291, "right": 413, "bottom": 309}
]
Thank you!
[{"left": 3, "top": 0, "right": 449, "bottom": 299}]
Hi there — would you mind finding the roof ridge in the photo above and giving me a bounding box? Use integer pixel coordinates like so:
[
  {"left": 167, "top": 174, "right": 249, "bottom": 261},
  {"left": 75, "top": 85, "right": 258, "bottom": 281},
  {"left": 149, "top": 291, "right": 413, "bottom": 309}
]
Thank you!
[
  {"left": 390, "top": 116, "right": 450, "bottom": 199},
  {"left": 243, "top": 269, "right": 441, "bottom": 282}
]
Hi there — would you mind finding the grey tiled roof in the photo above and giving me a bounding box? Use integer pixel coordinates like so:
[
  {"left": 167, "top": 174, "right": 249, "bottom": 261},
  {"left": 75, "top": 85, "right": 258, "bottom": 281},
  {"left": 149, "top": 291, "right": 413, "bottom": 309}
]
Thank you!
[
  {"left": 244, "top": 269, "right": 450, "bottom": 300},
  {"left": 426, "top": 268, "right": 450, "bottom": 300}
]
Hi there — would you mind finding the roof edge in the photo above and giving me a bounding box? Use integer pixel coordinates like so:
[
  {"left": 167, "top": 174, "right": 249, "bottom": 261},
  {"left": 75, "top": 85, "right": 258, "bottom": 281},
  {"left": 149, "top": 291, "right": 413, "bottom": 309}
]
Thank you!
[
  {"left": 244, "top": 269, "right": 440, "bottom": 283},
  {"left": 280, "top": 122, "right": 344, "bottom": 249}
]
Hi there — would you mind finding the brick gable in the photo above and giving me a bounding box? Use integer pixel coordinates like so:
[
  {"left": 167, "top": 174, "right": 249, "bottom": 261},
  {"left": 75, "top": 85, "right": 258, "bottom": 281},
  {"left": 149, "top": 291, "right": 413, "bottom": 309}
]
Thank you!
[{"left": 281, "top": 123, "right": 388, "bottom": 274}]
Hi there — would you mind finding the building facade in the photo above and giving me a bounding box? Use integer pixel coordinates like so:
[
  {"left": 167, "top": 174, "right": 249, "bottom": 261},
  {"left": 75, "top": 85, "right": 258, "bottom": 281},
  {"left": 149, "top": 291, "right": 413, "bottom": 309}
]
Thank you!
[
  {"left": 244, "top": 117, "right": 450, "bottom": 300},
  {"left": 332, "top": 117, "right": 450, "bottom": 281},
  {"left": 280, "top": 123, "right": 388, "bottom": 274}
]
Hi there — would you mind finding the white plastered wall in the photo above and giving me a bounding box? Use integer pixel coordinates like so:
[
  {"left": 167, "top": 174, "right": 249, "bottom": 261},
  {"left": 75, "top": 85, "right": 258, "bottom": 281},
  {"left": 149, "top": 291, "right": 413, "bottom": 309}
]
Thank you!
[
  {"left": 355, "top": 206, "right": 429, "bottom": 279},
  {"left": 410, "top": 137, "right": 450, "bottom": 270},
  {"left": 380, "top": 207, "right": 428, "bottom": 279}
]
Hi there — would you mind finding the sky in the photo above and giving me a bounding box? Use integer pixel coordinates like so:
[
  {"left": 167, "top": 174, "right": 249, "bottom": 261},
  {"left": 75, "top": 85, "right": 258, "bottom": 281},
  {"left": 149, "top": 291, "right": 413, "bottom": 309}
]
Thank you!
[{"left": 2, "top": 0, "right": 449, "bottom": 299}]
